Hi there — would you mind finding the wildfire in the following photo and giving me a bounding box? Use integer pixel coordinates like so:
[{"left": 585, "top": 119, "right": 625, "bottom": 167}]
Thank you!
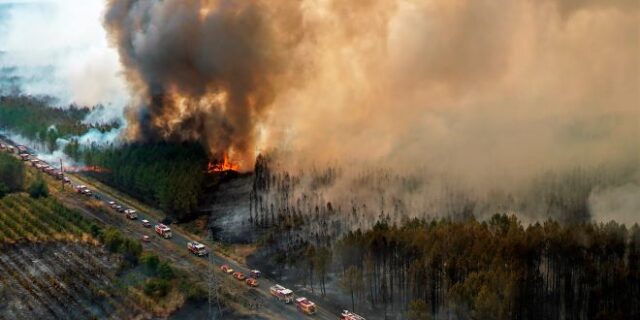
[
  {"left": 66, "top": 166, "right": 110, "bottom": 173},
  {"left": 208, "top": 154, "right": 240, "bottom": 173}
]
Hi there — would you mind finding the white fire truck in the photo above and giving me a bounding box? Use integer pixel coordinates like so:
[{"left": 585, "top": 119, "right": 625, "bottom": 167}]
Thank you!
[
  {"left": 154, "top": 224, "right": 172, "bottom": 239},
  {"left": 295, "top": 297, "right": 317, "bottom": 315},
  {"left": 124, "top": 209, "right": 138, "bottom": 220},
  {"left": 340, "top": 310, "right": 366, "bottom": 320},
  {"left": 269, "top": 284, "right": 294, "bottom": 304},
  {"left": 74, "top": 185, "right": 92, "bottom": 196},
  {"left": 187, "top": 241, "right": 208, "bottom": 256}
]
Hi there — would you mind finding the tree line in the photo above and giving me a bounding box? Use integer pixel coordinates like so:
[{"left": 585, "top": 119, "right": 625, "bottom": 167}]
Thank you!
[
  {"left": 80, "top": 142, "right": 208, "bottom": 222},
  {"left": 249, "top": 156, "right": 639, "bottom": 320},
  {"left": 0, "top": 152, "right": 47, "bottom": 198},
  {"left": 0, "top": 95, "right": 119, "bottom": 152}
]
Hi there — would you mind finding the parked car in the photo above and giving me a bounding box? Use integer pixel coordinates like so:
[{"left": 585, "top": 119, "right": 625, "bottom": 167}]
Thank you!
[
  {"left": 141, "top": 219, "right": 151, "bottom": 228},
  {"left": 233, "top": 272, "right": 246, "bottom": 281},
  {"left": 141, "top": 235, "right": 150, "bottom": 243}
]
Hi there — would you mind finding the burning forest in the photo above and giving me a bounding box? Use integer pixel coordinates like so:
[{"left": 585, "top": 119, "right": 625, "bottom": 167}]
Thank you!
[{"left": 0, "top": 0, "right": 638, "bottom": 319}]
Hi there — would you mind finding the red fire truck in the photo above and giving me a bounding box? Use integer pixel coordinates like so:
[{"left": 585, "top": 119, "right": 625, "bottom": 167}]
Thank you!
[
  {"left": 154, "top": 224, "right": 172, "bottom": 239},
  {"left": 269, "top": 284, "right": 294, "bottom": 304},
  {"left": 340, "top": 310, "right": 366, "bottom": 320},
  {"left": 187, "top": 241, "right": 208, "bottom": 256},
  {"left": 295, "top": 297, "right": 316, "bottom": 315}
]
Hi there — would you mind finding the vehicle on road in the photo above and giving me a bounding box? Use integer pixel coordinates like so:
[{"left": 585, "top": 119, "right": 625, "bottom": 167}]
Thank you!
[
  {"left": 233, "top": 271, "right": 246, "bottom": 281},
  {"left": 108, "top": 201, "right": 115, "bottom": 207},
  {"left": 340, "top": 310, "right": 366, "bottom": 320},
  {"left": 187, "top": 241, "right": 208, "bottom": 256},
  {"left": 74, "top": 185, "right": 92, "bottom": 196},
  {"left": 246, "top": 278, "right": 259, "bottom": 287},
  {"left": 270, "top": 284, "right": 294, "bottom": 304},
  {"left": 141, "top": 235, "right": 150, "bottom": 242},
  {"left": 220, "top": 264, "right": 234, "bottom": 274},
  {"left": 154, "top": 224, "right": 172, "bottom": 239},
  {"left": 124, "top": 209, "right": 138, "bottom": 220},
  {"left": 63, "top": 176, "right": 71, "bottom": 184},
  {"left": 141, "top": 219, "right": 151, "bottom": 228},
  {"left": 295, "top": 297, "right": 317, "bottom": 315},
  {"left": 250, "top": 269, "right": 262, "bottom": 278}
]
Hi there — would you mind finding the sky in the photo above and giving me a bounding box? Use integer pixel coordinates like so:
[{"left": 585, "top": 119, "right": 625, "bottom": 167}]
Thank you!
[{"left": 0, "top": 0, "right": 126, "bottom": 120}]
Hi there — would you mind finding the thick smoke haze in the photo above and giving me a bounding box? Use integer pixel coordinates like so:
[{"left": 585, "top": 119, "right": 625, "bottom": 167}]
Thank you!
[
  {"left": 0, "top": 0, "right": 127, "bottom": 122},
  {"left": 106, "top": 0, "right": 638, "bottom": 168},
  {"left": 105, "top": 0, "right": 639, "bottom": 223}
]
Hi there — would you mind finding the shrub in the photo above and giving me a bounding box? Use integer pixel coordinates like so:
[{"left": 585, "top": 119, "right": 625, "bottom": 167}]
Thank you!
[
  {"left": 143, "top": 278, "right": 171, "bottom": 299},
  {"left": 0, "top": 182, "right": 8, "bottom": 198},
  {"left": 28, "top": 174, "right": 48, "bottom": 198},
  {"left": 157, "top": 261, "right": 175, "bottom": 280},
  {"left": 141, "top": 253, "right": 160, "bottom": 273}
]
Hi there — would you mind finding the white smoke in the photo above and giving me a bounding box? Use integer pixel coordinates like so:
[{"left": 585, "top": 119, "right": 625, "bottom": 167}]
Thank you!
[
  {"left": 0, "top": 0, "right": 127, "bottom": 117},
  {"left": 589, "top": 183, "right": 640, "bottom": 227}
]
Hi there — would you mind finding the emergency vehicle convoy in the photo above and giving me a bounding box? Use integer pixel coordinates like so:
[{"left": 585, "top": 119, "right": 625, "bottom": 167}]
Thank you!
[
  {"left": 340, "top": 310, "right": 366, "bottom": 320},
  {"left": 270, "top": 284, "right": 294, "bottom": 304},
  {"left": 0, "top": 138, "right": 378, "bottom": 320},
  {"left": 187, "top": 241, "right": 208, "bottom": 256},
  {"left": 154, "top": 224, "right": 172, "bottom": 238},
  {"left": 295, "top": 297, "right": 317, "bottom": 315}
]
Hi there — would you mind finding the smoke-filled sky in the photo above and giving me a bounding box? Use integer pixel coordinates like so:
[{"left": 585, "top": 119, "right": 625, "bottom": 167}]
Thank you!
[
  {"left": 102, "top": 0, "right": 638, "bottom": 169},
  {"left": 0, "top": 0, "right": 638, "bottom": 222},
  {"left": 0, "top": 0, "right": 127, "bottom": 121}
]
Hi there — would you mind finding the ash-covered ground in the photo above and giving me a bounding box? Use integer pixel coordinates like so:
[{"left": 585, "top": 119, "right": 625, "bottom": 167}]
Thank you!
[{"left": 204, "top": 173, "right": 262, "bottom": 244}]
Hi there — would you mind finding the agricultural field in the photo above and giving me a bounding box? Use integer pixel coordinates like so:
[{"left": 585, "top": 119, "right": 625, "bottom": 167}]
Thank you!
[{"left": 0, "top": 193, "right": 141, "bottom": 319}]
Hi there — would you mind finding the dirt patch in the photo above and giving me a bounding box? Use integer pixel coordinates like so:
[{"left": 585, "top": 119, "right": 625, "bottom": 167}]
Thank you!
[{"left": 0, "top": 241, "right": 144, "bottom": 319}]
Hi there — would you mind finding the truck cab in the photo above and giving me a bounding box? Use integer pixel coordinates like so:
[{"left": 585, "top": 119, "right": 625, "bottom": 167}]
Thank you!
[
  {"left": 154, "top": 224, "right": 172, "bottom": 239},
  {"left": 187, "top": 241, "right": 208, "bottom": 256}
]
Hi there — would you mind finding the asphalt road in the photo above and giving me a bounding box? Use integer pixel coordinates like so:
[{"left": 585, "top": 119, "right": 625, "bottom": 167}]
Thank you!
[
  {"left": 67, "top": 174, "right": 339, "bottom": 320},
  {"left": 0, "top": 138, "right": 340, "bottom": 320}
]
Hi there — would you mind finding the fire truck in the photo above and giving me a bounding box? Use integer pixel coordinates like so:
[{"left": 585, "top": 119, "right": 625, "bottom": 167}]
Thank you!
[
  {"left": 340, "top": 310, "right": 366, "bottom": 320},
  {"left": 295, "top": 297, "right": 317, "bottom": 315},
  {"left": 187, "top": 241, "right": 208, "bottom": 256},
  {"left": 124, "top": 209, "right": 138, "bottom": 220},
  {"left": 154, "top": 224, "right": 172, "bottom": 239},
  {"left": 74, "top": 185, "right": 92, "bottom": 196},
  {"left": 269, "top": 284, "right": 294, "bottom": 304}
]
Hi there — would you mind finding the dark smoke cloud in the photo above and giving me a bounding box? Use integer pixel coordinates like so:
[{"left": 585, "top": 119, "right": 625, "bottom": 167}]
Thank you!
[
  {"left": 106, "top": 0, "right": 639, "bottom": 224},
  {"left": 104, "top": 0, "right": 303, "bottom": 166}
]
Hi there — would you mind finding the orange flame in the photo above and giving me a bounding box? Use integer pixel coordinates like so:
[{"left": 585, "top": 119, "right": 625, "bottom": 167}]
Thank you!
[{"left": 208, "top": 154, "right": 239, "bottom": 173}]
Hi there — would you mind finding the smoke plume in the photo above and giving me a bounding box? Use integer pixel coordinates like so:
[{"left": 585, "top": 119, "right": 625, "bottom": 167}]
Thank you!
[
  {"left": 0, "top": 0, "right": 127, "bottom": 121},
  {"left": 106, "top": 0, "right": 639, "bottom": 221}
]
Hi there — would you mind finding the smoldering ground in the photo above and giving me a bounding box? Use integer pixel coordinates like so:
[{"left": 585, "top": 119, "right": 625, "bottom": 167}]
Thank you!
[{"left": 105, "top": 0, "right": 639, "bottom": 223}]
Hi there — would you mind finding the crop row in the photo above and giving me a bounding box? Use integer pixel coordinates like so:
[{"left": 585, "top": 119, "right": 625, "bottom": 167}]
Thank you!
[{"left": 0, "top": 194, "right": 93, "bottom": 243}]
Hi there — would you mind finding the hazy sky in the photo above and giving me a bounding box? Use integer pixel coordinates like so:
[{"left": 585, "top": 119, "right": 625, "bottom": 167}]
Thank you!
[{"left": 0, "top": 0, "right": 126, "bottom": 118}]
